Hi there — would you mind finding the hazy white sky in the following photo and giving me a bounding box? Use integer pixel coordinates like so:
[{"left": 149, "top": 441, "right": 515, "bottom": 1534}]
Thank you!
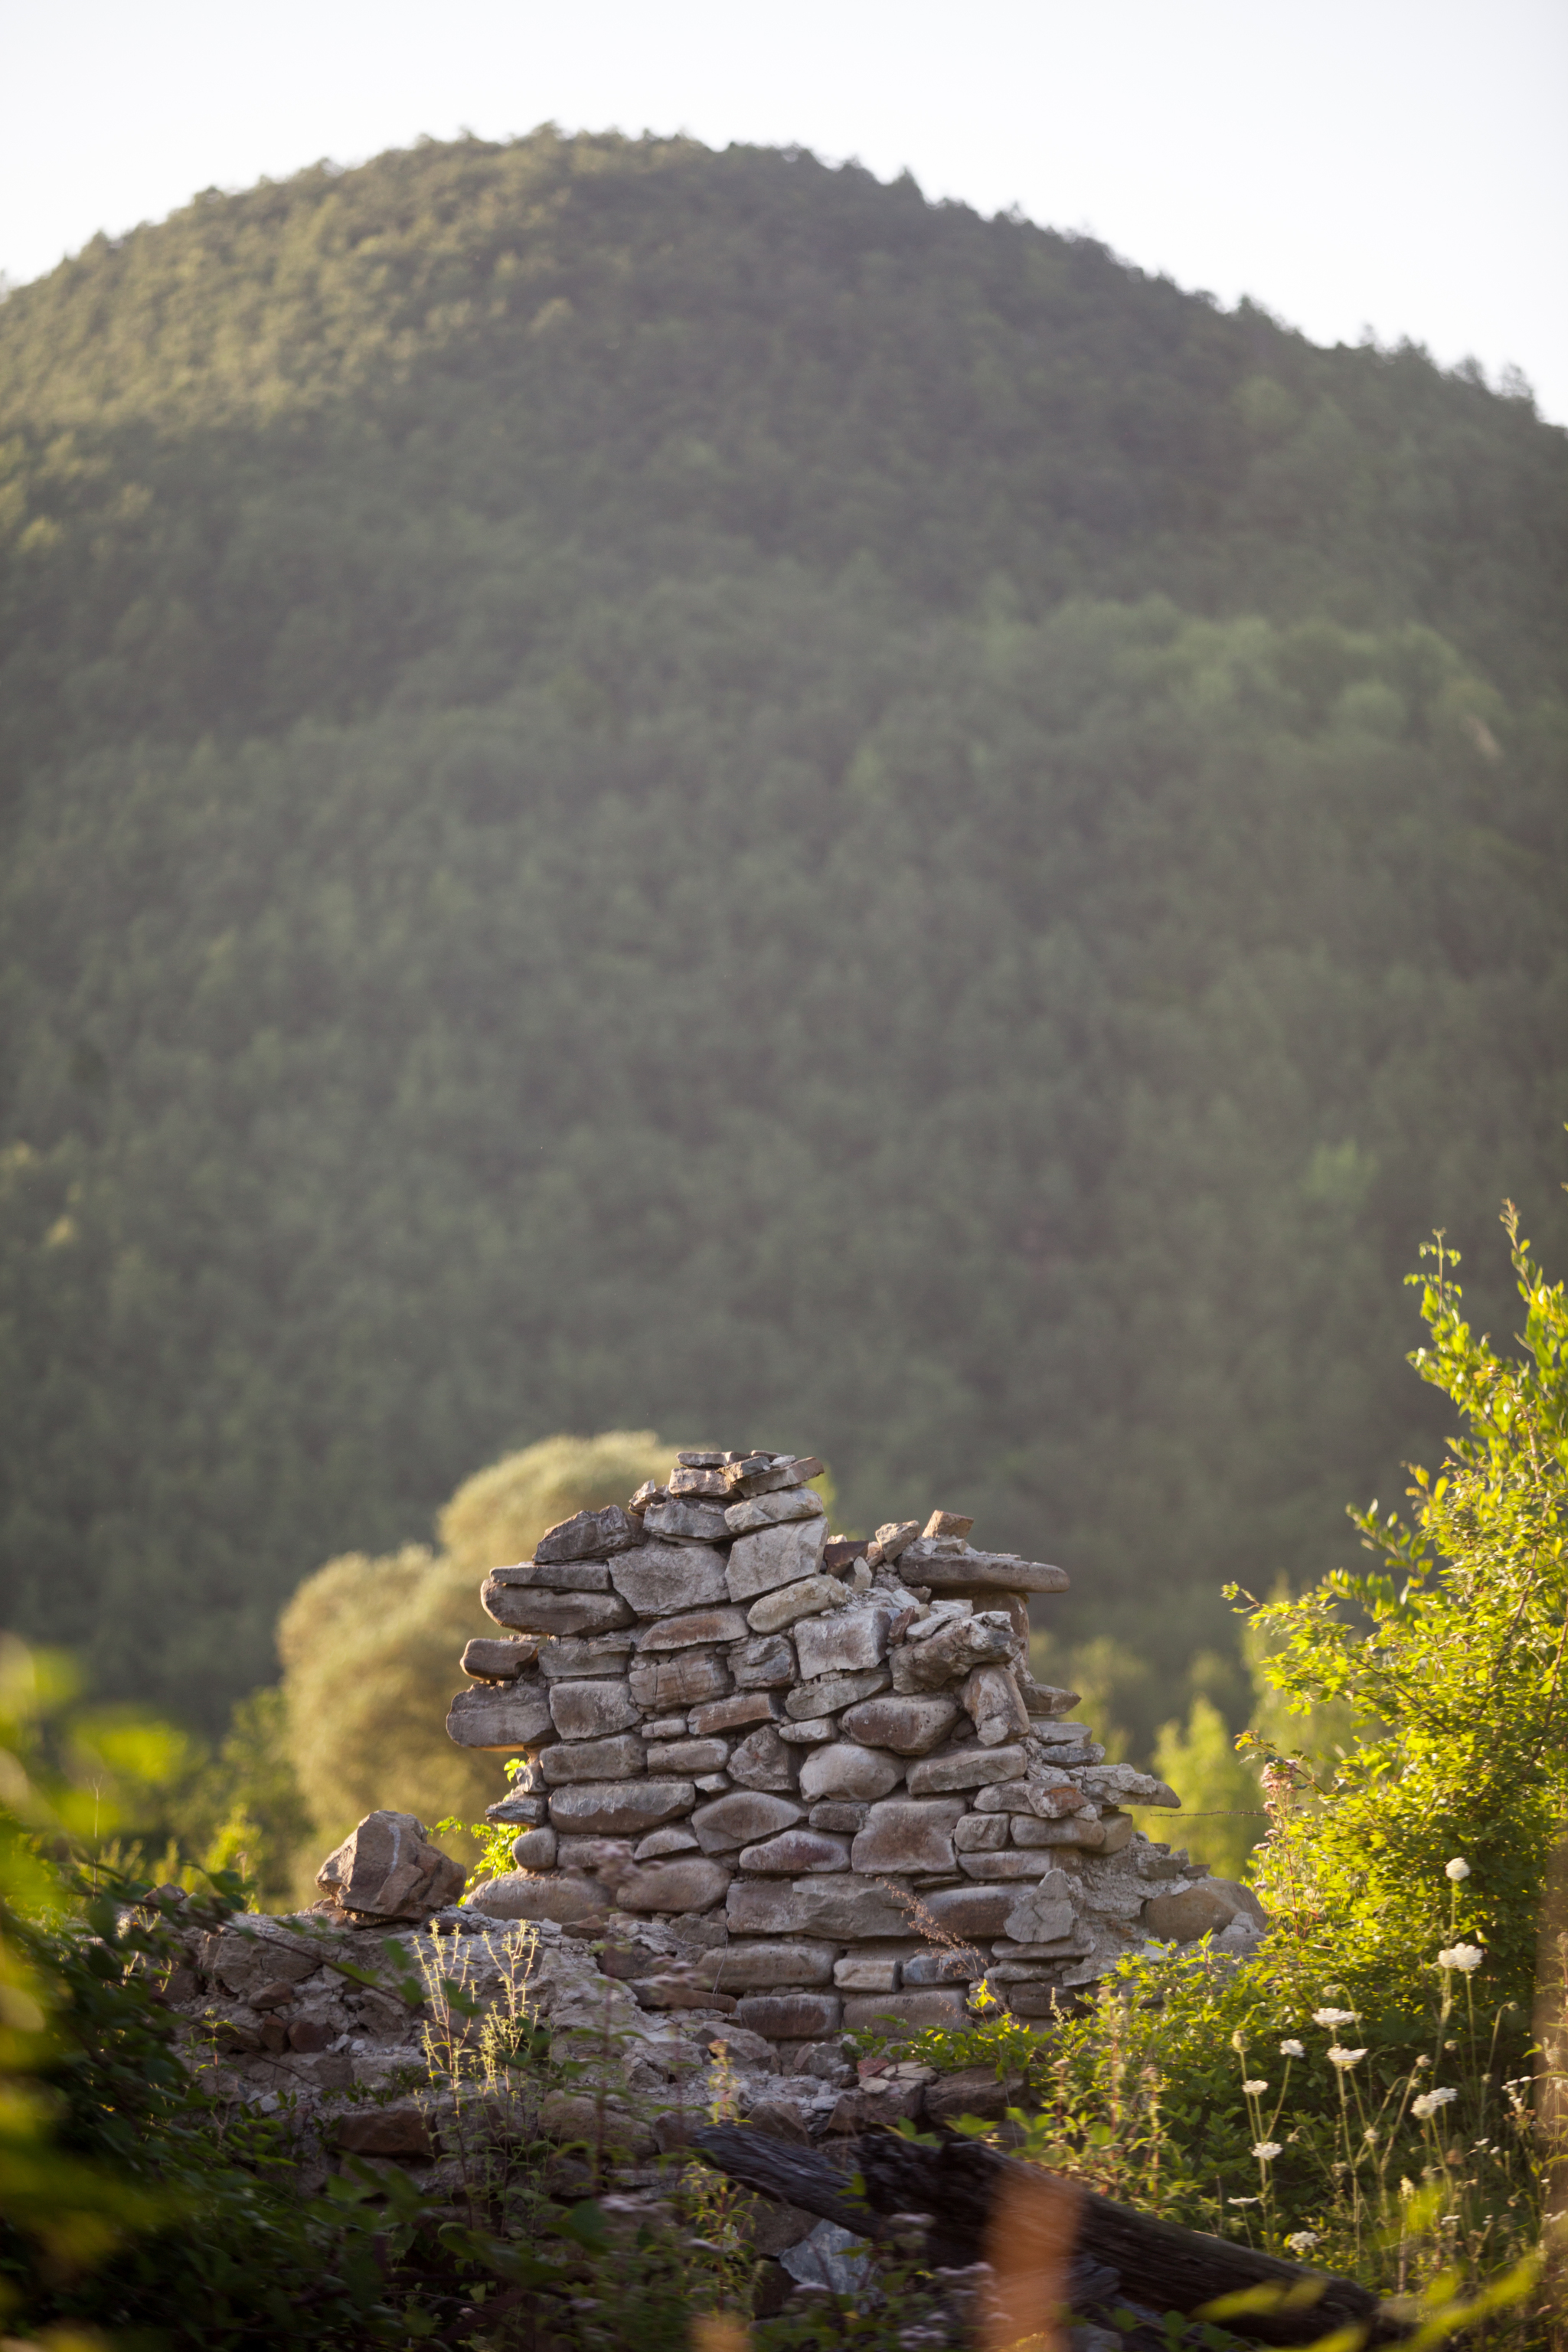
[{"left": 4, "top": 0, "right": 1566, "bottom": 421}]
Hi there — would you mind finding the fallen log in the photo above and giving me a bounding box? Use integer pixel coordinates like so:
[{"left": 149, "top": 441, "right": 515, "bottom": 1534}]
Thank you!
[{"left": 691, "top": 2124, "right": 1409, "bottom": 2345}]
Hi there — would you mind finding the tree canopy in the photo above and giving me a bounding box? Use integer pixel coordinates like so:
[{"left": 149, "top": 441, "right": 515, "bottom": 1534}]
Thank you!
[{"left": 0, "top": 131, "right": 1563, "bottom": 1734}]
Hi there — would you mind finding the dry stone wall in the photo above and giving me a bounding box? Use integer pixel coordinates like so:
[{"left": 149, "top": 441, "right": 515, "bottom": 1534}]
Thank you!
[{"left": 447, "top": 1448, "right": 1257, "bottom": 2040}]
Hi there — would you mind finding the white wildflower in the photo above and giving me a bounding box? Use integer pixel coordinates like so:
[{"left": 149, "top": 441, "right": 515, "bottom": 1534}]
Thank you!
[
  {"left": 1279, "top": 2038, "right": 1305, "bottom": 2058},
  {"left": 1312, "top": 2007, "right": 1357, "bottom": 2027},
  {"left": 1445, "top": 1857, "right": 1470, "bottom": 1882},
  {"left": 1227, "top": 2196, "right": 1260, "bottom": 2207},
  {"left": 1327, "top": 2046, "right": 1367, "bottom": 2070},
  {"left": 1412, "top": 2087, "right": 1458, "bottom": 2119},
  {"left": 1252, "top": 2141, "right": 1283, "bottom": 2161},
  {"left": 1285, "top": 2230, "right": 1320, "bottom": 2255},
  {"left": 1242, "top": 2079, "right": 1268, "bottom": 2095},
  {"left": 1437, "top": 1943, "right": 1484, "bottom": 1974}
]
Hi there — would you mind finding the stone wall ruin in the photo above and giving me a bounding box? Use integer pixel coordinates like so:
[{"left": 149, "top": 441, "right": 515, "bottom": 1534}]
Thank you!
[{"left": 446, "top": 1447, "right": 1265, "bottom": 2043}]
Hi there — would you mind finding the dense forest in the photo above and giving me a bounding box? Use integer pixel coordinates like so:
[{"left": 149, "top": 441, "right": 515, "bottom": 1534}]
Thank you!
[{"left": 1, "top": 129, "right": 1564, "bottom": 1745}]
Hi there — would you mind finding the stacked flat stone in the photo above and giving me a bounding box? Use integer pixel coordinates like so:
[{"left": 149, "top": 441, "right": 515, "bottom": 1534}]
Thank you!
[{"left": 446, "top": 1450, "right": 1188, "bottom": 2043}]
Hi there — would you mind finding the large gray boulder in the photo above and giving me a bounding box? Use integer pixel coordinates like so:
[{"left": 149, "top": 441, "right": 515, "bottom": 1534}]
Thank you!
[{"left": 315, "top": 1811, "right": 466, "bottom": 1922}]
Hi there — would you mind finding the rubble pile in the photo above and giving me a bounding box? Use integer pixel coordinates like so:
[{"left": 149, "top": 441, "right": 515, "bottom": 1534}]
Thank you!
[{"left": 446, "top": 1448, "right": 1265, "bottom": 2051}]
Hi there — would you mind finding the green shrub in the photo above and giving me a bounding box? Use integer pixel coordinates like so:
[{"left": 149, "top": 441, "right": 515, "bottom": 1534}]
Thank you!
[{"left": 871, "top": 1212, "right": 1565, "bottom": 2330}]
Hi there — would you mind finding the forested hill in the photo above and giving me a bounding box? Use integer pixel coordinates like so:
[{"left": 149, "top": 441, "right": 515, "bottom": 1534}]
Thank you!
[{"left": 2, "top": 131, "right": 1565, "bottom": 1735}]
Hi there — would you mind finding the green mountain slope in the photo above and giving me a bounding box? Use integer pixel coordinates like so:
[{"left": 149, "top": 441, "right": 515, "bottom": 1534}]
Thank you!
[{"left": 2, "top": 132, "right": 1564, "bottom": 1731}]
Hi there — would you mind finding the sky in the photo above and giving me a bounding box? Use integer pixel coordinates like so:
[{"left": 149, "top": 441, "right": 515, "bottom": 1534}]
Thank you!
[{"left": 3, "top": 0, "right": 1566, "bottom": 423}]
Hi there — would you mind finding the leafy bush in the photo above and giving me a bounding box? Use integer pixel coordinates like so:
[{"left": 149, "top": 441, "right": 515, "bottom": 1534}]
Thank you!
[{"left": 873, "top": 1213, "right": 1566, "bottom": 2331}]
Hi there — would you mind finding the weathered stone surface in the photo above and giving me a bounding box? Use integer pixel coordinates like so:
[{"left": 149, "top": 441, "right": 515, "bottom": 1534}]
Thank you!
[
  {"left": 1029, "top": 1783, "right": 1092, "bottom": 1819},
  {"left": 535, "top": 1504, "right": 639, "bottom": 1564},
  {"left": 1077, "top": 1765, "right": 1181, "bottom": 1809},
  {"left": 832, "top": 1951, "right": 903, "bottom": 1992},
  {"left": 873, "top": 1520, "right": 921, "bottom": 1561},
  {"left": 547, "top": 1780, "right": 695, "bottom": 1836},
  {"left": 508, "top": 1826, "right": 558, "bottom": 1870},
  {"left": 537, "top": 1632, "right": 637, "bottom": 1679},
  {"left": 735, "top": 1992, "right": 842, "bottom": 2039},
  {"left": 482, "top": 1580, "right": 634, "bottom": 1639},
  {"left": 611, "top": 1543, "right": 730, "bottom": 1617},
  {"left": 785, "top": 1667, "right": 889, "bottom": 1720},
  {"left": 316, "top": 1811, "right": 466, "bottom": 1921},
  {"left": 538, "top": 1733, "right": 646, "bottom": 1784},
  {"left": 649, "top": 1737, "right": 730, "bottom": 1775},
  {"left": 633, "top": 1825, "right": 700, "bottom": 1859},
  {"left": 641, "top": 1498, "right": 732, "bottom": 1544},
  {"left": 538, "top": 2090, "right": 655, "bottom": 2151},
  {"left": 923, "top": 2066, "right": 1025, "bottom": 2127},
  {"left": 730, "top": 1634, "right": 796, "bottom": 1689},
  {"left": 995, "top": 1815, "right": 1105, "bottom": 1850},
  {"left": 446, "top": 1682, "right": 555, "bottom": 1751},
  {"left": 694, "top": 1772, "right": 730, "bottom": 1792},
  {"left": 548, "top": 1679, "right": 640, "bottom": 1741},
  {"left": 724, "top": 1488, "right": 825, "bottom": 1536},
  {"left": 1022, "top": 1679, "right": 1081, "bottom": 1718},
  {"left": 475, "top": 1870, "right": 608, "bottom": 1926},
  {"left": 634, "top": 1975, "right": 738, "bottom": 2015},
  {"left": 641, "top": 1715, "right": 689, "bottom": 1739},
  {"left": 727, "top": 1873, "right": 915, "bottom": 1942},
  {"left": 905, "top": 1743, "right": 1027, "bottom": 1795},
  {"left": 972, "top": 1780, "right": 1069, "bottom": 1814},
  {"left": 1007, "top": 1985, "right": 1065, "bottom": 2018},
  {"left": 838, "top": 1694, "right": 960, "bottom": 1756},
  {"left": 840, "top": 1988, "right": 967, "bottom": 2031},
  {"left": 671, "top": 1455, "right": 728, "bottom": 1483},
  {"left": 727, "top": 1518, "right": 829, "bottom": 1605},
  {"left": 486, "top": 1791, "right": 548, "bottom": 1827},
  {"left": 198, "top": 1926, "right": 325, "bottom": 1999},
  {"left": 728, "top": 1724, "right": 797, "bottom": 1792},
  {"left": 799, "top": 1742, "right": 904, "bottom": 1804},
  {"left": 746, "top": 1576, "right": 850, "bottom": 1634},
  {"left": 794, "top": 1603, "right": 892, "bottom": 1681},
  {"left": 697, "top": 1940, "right": 838, "bottom": 1991},
  {"left": 901, "top": 1949, "right": 981, "bottom": 1986},
  {"left": 918, "top": 1883, "right": 1020, "bottom": 1939},
  {"left": 898, "top": 1540, "right": 1069, "bottom": 1596},
  {"left": 691, "top": 1792, "right": 804, "bottom": 1854},
  {"left": 460, "top": 1635, "right": 537, "bottom": 1681},
  {"left": 890, "top": 1612, "right": 1015, "bottom": 1693},
  {"left": 637, "top": 1606, "right": 750, "bottom": 1651},
  {"left": 616, "top": 1857, "right": 733, "bottom": 1914},
  {"left": 1000, "top": 1877, "right": 1076, "bottom": 1942},
  {"left": 724, "top": 1453, "right": 821, "bottom": 1498},
  {"left": 851, "top": 1797, "right": 966, "bottom": 1876},
  {"left": 629, "top": 1651, "right": 730, "bottom": 1710},
  {"left": 959, "top": 1849, "right": 1069, "bottom": 1879},
  {"left": 1011, "top": 1808, "right": 1097, "bottom": 1844},
  {"left": 555, "top": 1833, "right": 635, "bottom": 1873},
  {"left": 808, "top": 1800, "right": 867, "bottom": 1832},
  {"left": 740, "top": 1828, "right": 852, "bottom": 1874},
  {"left": 1145, "top": 1878, "right": 1264, "bottom": 1942},
  {"left": 689, "top": 1690, "right": 783, "bottom": 1736},
  {"left": 962, "top": 1664, "right": 1032, "bottom": 1745},
  {"left": 953, "top": 1811, "right": 1008, "bottom": 1851},
  {"left": 776, "top": 1719, "right": 834, "bottom": 1744},
  {"left": 335, "top": 2104, "right": 433, "bottom": 2156},
  {"left": 1097, "top": 1812, "right": 1135, "bottom": 1855}
]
